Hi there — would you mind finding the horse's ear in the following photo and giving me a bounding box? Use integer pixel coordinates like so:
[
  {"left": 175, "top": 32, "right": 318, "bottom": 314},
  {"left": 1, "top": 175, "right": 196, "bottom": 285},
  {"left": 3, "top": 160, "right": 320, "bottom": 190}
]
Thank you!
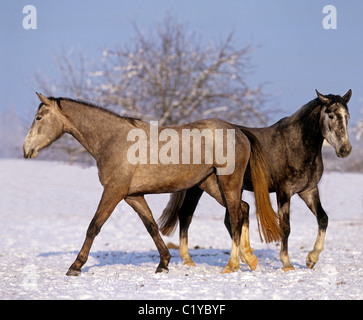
[
  {"left": 315, "top": 90, "right": 330, "bottom": 104},
  {"left": 342, "top": 89, "right": 352, "bottom": 103},
  {"left": 36, "top": 92, "right": 51, "bottom": 105}
]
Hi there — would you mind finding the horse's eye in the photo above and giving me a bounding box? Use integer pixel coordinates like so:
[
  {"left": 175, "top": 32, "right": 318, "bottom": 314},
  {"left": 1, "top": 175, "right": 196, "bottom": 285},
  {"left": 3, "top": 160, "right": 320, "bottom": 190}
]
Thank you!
[
  {"left": 328, "top": 114, "right": 334, "bottom": 120},
  {"left": 36, "top": 116, "right": 42, "bottom": 121}
]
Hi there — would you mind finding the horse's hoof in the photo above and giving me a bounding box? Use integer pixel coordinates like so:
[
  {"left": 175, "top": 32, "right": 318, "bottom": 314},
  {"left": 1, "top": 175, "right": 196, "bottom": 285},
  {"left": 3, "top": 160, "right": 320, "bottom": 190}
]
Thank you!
[
  {"left": 183, "top": 261, "right": 196, "bottom": 267},
  {"left": 155, "top": 266, "right": 169, "bottom": 273},
  {"left": 221, "top": 265, "right": 238, "bottom": 274},
  {"left": 66, "top": 269, "right": 81, "bottom": 276},
  {"left": 248, "top": 255, "right": 258, "bottom": 271},
  {"left": 306, "top": 257, "right": 316, "bottom": 269},
  {"left": 222, "top": 266, "right": 233, "bottom": 274},
  {"left": 282, "top": 265, "right": 295, "bottom": 272},
  {"left": 239, "top": 248, "right": 255, "bottom": 264}
]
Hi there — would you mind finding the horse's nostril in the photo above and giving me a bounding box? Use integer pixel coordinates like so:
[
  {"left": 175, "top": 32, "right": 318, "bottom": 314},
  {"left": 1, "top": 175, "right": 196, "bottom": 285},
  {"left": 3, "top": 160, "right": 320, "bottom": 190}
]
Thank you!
[
  {"left": 338, "top": 144, "right": 352, "bottom": 158},
  {"left": 346, "top": 145, "right": 352, "bottom": 156}
]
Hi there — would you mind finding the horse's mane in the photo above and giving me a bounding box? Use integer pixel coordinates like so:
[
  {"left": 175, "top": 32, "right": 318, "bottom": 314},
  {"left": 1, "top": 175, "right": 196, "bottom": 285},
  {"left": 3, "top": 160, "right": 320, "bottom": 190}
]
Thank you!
[
  {"left": 39, "top": 96, "right": 140, "bottom": 126},
  {"left": 289, "top": 98, "right": 321, "bottom": 123},
  {"left": 286, "top": 94, "right": 349, "bottom": 125}
]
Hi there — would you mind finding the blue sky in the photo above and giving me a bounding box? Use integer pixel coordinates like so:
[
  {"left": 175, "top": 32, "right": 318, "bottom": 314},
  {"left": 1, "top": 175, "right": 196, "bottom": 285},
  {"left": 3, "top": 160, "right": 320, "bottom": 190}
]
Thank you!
[{"left": 1, "top": 0, "right": 362, "bottom": 125}]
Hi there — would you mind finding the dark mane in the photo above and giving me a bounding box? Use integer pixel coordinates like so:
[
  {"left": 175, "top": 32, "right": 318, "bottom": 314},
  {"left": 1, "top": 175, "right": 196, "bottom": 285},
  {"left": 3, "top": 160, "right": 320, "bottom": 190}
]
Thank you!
[
  {"left": 41, "top": 96, "right": 140, "bottom": 126},
  {"left": 321, "top": 94, "right": 350, "bottom": 111},
  {"left": 272, "top": 98, "right": 322, "bottom": 129},
  {"left": 287, "top": 94, "right": 349, "bottom": 126},
  {"left": 289, "top": 98, "right": 321, "bottom": 123}
]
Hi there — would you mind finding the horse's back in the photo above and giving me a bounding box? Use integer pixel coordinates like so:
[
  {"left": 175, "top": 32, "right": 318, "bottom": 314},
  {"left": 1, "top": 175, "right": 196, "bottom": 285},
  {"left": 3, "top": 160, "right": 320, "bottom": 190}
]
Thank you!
[{"left": 100, "top": 118, "right": 251, "bottom": 195}]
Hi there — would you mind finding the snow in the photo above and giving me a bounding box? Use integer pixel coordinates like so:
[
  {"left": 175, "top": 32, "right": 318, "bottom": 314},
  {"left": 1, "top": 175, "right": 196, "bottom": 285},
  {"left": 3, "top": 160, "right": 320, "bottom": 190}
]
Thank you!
[{"left": 1, "top": 159, "right": 363, "bottom": 300}]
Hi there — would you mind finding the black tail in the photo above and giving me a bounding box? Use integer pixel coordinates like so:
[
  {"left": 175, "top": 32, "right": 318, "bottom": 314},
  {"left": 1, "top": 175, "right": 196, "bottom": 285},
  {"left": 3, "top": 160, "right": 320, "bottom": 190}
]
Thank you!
[{"left": 158, "top": 191, "right": 186, "bottom": 236}]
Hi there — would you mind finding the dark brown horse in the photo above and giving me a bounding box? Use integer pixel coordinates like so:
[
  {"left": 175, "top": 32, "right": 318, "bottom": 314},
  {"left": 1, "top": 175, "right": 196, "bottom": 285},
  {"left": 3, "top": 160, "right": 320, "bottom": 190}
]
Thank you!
[
  {"left": 23, "top": 93, "right": 282, "bottom": 275},
  {"left": 159, "top": 89, "right": 352, "bottom": 271}
]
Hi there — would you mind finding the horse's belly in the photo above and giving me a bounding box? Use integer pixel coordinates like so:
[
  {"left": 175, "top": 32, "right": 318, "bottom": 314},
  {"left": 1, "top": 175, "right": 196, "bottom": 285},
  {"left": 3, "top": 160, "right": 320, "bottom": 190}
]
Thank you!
[{"left": 127, "top": 164, "right": 213, "bottom": 195}]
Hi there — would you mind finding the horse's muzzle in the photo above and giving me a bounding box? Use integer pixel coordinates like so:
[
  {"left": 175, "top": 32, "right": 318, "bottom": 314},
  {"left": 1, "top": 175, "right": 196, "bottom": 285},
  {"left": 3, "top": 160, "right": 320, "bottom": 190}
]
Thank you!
[
  {"left": 337, "top": 144, "right": 352, "bottom": 158},
  {"left": 23, "top": 145, "right": 38, "bottom": 159}
]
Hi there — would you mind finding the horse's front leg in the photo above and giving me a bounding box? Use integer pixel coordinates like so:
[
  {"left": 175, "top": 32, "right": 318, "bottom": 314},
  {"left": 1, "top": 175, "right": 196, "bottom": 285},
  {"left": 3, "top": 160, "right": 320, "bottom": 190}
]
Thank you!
[
  {"left": 277, "top": 193, "right": 294, "bottom": 271},
  {"left": 66, "top": 184, "right": 125, "bottom": 276},
  {"left": 298, "top": 187, "right": 328, "bottom": 269},
  {"left": 125, "top": 195, "right": 171, "bottom": 273}
]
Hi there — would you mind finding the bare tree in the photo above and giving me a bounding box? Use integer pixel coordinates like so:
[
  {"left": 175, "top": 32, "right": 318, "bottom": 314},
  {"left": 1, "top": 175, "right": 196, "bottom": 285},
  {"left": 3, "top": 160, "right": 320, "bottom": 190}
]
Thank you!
[{"left": 35, "top": 14, "right": 269, "bottom": 162}]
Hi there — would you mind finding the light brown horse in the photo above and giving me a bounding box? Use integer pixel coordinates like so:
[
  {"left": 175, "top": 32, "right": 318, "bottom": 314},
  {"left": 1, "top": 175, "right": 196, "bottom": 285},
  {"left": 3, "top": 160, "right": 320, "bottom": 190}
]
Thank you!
[{"left": 23, "top": 93, "right": 282, "bottom": 276}]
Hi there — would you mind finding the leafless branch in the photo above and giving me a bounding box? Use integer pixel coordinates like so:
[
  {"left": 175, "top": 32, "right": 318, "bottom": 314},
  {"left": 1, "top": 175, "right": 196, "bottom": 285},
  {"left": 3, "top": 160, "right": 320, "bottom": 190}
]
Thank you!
[{"left": 34, "top": 14, "right": 270, "bottom": 162}]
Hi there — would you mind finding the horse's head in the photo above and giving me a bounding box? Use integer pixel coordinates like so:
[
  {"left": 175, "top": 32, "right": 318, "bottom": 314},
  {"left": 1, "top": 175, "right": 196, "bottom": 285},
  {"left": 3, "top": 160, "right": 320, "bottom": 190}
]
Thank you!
[
  {"left": 317, "top": 89, "right": 352, "bottom": 158},
  {"left": 23, "top": 93, "right": 65, "bottom": 159}
]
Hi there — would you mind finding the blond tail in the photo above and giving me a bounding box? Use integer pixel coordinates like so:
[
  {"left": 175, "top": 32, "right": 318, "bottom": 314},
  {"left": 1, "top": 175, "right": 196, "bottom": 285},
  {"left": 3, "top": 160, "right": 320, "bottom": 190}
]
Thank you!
[{"left": 241, "top": 129, "right": 284, "bottom": 243}]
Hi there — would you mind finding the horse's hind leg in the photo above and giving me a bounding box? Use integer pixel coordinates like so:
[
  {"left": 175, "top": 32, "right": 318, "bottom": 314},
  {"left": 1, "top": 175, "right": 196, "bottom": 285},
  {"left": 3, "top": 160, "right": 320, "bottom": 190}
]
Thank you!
[
  {"left": 298, "top": 187, "right": 328, "bottom": 269},
  {"left": 125, "top": 195, "right": 171, "bottom": 273},
  {"left": 200, "top": 175, "right": 244, "bottom": 273},
  {"left": 239, "top": 201, "right": 257, "bottom": 269},
  {"left": 219, "top": 190, "right": 243, "bottom": 273},
  {"left": 179, "top": 186, "right": 204, "bottom": 266},
  {"left": 67, "top": 185, "right": 126, "bottom": 276},
  {"left": 224, "top": 203, "right": 255, "bottom": 266}
]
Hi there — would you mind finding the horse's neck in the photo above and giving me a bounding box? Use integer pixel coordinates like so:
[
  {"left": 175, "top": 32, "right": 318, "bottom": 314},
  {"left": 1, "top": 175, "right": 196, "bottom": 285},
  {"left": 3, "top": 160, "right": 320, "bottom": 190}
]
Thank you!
[
  {"left": 61, "top": 102, "right": 132, "bottom": 159},
  {"left": 288, "top": 105, "right": 325, "bottom": 154}
]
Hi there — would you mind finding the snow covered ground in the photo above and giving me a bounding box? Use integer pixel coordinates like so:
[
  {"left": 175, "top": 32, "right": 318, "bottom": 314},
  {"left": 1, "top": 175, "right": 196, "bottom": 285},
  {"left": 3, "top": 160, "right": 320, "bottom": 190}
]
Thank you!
[{"left": 0, "top": 159, "right": 362, "bottom": 300}]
